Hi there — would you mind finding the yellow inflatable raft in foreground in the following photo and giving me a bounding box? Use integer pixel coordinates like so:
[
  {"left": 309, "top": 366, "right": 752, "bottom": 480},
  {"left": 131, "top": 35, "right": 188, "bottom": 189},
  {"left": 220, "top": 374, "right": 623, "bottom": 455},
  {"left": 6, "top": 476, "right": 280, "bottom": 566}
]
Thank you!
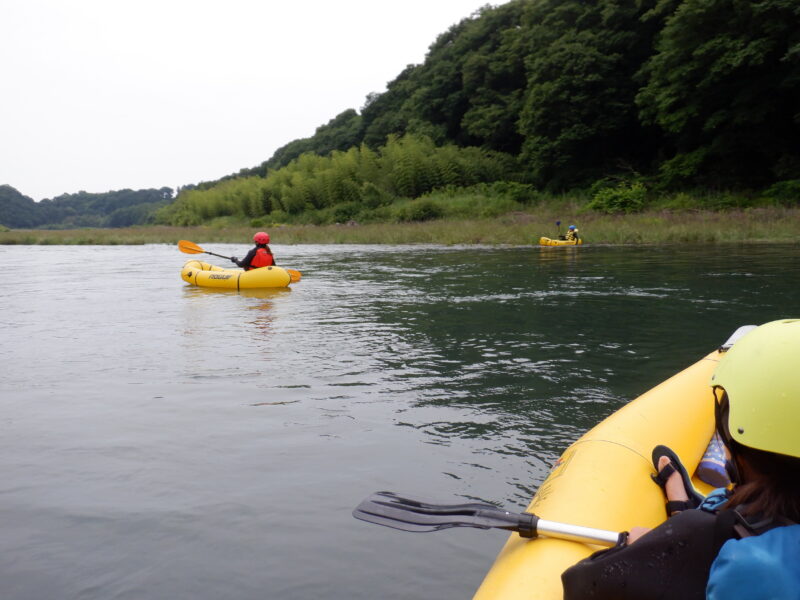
[
  {"left": 473, "top": 326, "right": 754, "bottom": 599},
  {"left": 181, "top": 259, "right": 292, "bottom": 289},
  {"left": 539, "top": 236, "right": 583, "bottom": 246}
]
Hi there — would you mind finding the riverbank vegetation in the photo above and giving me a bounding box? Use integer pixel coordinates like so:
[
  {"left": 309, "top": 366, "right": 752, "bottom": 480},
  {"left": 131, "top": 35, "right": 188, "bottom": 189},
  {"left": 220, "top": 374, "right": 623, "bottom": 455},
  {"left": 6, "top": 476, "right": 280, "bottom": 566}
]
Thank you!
[{"left": 2, "top": 206, "right": 799, "bottom": 246}]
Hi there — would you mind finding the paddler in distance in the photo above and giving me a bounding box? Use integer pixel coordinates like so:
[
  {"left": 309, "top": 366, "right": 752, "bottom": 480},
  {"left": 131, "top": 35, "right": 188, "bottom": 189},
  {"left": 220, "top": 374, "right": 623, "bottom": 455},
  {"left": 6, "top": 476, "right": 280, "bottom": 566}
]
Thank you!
[{"left": 561, "top": 225, "right": 579, "bottom": 242}]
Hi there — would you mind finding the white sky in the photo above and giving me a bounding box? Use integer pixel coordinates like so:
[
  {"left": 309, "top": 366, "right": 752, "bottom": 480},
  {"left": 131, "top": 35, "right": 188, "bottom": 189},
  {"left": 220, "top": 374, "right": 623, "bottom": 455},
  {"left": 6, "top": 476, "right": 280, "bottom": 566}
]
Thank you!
[{"left": 1, "top": 0, "right": 508, "bottom": 201}]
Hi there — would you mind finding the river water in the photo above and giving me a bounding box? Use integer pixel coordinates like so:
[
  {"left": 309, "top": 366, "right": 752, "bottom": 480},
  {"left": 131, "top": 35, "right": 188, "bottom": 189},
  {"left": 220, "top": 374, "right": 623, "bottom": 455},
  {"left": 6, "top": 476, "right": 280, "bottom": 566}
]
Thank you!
[{"left": 1, "top": 242, "right": 799, "bottom": 599}]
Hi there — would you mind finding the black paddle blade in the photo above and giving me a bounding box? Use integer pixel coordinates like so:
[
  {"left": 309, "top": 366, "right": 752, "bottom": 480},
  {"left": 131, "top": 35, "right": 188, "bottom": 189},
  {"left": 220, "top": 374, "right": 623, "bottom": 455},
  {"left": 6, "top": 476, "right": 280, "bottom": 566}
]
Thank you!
[{"left": 353, "top": 491, "right": 536, "bottom": 535}]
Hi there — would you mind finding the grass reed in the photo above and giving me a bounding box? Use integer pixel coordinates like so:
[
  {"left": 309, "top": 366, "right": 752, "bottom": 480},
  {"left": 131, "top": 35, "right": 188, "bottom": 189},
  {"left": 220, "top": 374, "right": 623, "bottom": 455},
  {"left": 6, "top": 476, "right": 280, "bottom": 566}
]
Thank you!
[{"left": 1, "top": 207, "right": 798, "bottom": 246}]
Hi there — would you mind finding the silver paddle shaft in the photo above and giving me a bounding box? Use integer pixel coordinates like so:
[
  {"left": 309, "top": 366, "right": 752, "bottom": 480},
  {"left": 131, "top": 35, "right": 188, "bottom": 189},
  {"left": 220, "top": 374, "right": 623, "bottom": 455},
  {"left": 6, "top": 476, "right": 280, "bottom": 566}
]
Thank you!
[{"left": 535, "top": 517, "right": 621, "bottom": 546}]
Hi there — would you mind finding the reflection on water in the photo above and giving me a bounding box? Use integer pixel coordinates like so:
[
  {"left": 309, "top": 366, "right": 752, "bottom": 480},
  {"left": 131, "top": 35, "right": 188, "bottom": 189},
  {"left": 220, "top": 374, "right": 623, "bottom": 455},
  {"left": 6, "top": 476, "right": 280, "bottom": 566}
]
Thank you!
[
  {"left": 1, "top": 243, "right": 800, "bottom": 599},
  {"left": 182, "top": 285, "right": 293, "bottom": 301},
  {"left": 182, "top": 285, "right": 289, "bottom": 340}
]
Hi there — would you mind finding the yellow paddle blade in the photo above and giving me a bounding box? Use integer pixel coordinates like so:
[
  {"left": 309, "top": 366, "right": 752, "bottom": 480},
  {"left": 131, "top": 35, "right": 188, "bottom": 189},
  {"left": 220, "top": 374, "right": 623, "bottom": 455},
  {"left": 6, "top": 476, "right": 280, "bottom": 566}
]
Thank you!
[
  {"left": 178, "top": 240, "right": 205, "bottom": 255},
  {"left": 286, "top": 268, "right": 302, "bottom": 283}
]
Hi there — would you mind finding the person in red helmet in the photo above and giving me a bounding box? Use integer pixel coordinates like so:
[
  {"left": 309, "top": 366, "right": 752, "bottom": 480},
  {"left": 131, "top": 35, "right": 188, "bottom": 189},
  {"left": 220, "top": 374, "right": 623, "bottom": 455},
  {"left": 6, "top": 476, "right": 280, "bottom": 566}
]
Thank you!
[{"left": 231, "top": 232, "right": 276, "bottom": 270}]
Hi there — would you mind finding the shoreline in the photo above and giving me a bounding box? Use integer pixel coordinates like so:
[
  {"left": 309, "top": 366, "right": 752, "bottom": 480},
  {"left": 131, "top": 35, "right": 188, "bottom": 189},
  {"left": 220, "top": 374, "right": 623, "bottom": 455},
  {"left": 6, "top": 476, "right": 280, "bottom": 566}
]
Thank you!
[{"left": 2, "top": 207, "right": 799, "bottom": 245}]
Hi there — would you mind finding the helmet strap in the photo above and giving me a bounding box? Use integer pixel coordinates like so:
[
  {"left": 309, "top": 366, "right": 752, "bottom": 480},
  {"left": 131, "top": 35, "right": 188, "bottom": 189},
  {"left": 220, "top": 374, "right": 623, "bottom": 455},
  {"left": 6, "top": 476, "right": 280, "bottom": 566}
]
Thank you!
[
  {"left": 713, "top": 387, "right": 742, "bottom": 485},
  {"left": 725, "top": 456, "right": 742, "bottom": 485}
]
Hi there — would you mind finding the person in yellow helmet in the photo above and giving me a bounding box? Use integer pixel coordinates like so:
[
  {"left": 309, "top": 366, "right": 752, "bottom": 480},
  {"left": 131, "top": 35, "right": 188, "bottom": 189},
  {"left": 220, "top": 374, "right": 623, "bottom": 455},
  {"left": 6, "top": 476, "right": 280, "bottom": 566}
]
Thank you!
[{"left": 562, "top": 319, "right": 800, "bottom": 599}]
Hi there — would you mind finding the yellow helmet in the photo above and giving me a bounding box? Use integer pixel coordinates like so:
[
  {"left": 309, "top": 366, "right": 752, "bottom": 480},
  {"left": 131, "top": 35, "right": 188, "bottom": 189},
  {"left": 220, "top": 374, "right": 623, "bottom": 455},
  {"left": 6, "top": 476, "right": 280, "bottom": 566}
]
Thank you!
[{"left": 711, "top": 319, "right": 800, "bottom": 458}]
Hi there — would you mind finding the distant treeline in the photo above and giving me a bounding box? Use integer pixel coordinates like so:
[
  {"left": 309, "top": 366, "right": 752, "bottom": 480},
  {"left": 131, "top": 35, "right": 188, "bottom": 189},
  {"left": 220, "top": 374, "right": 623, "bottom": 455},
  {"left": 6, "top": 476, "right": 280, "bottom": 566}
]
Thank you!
[
  {"left": 161, "top": 0, "right": 799, "bottom": 226},
  {"left": 0, "top": 185, "right": 173, "bottom": 229}
]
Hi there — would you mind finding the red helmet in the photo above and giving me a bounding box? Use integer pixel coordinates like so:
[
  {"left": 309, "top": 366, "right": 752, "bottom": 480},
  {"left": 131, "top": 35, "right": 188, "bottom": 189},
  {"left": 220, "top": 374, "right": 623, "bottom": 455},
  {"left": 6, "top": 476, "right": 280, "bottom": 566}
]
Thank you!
[{"left": 253, "top": 231, "right": 270, "bottom": 244}]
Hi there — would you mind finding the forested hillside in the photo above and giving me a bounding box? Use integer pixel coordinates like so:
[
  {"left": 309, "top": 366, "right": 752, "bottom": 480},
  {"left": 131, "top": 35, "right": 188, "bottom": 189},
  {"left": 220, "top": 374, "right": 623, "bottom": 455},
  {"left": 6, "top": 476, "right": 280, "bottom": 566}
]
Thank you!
[
  {"left": 0, "top": 185, "right": 173, "bottom": 229},
  {"left": 6, "top": 0, "right": 798, "bottom": 230},
  {"left": 159, "top": 0, "right": 799, "bottom": 227},
  {"left": 288, "top": 0, "right": 799, "bottom": 189}
]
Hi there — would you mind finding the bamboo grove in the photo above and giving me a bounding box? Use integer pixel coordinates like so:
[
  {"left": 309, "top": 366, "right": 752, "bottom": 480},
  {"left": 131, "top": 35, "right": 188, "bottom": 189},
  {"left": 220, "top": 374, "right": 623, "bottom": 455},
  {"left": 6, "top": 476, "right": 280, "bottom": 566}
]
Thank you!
[{"left": 156, "top": 135, "right": 521, "bottom": 226}]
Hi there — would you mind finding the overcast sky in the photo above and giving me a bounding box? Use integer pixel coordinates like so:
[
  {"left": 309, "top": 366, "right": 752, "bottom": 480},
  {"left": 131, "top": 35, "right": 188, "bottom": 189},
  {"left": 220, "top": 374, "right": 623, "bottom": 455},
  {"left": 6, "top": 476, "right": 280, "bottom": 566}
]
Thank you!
[{"left": 2, "top": 0, "right": 508, "bottom": 201}]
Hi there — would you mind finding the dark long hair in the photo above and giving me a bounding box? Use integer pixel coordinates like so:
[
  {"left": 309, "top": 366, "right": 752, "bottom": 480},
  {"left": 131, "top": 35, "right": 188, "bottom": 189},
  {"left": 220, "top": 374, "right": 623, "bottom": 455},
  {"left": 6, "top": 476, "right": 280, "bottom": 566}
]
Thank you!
[{"left": 725, "top": 441, "right": 800, "bottom": 522}]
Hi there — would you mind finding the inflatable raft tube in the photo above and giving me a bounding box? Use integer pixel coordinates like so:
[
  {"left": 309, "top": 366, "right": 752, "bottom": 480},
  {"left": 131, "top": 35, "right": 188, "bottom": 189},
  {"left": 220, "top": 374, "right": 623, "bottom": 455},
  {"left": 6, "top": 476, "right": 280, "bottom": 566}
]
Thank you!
[
  {"left": 473, "top": 326, "right": 755, "bottom": 599},
  {"left": 539, "top": 237, "right": 583, "bottom": 246},
  {"left": 181, "top": 259, "right": 291, "bottom": 289}
]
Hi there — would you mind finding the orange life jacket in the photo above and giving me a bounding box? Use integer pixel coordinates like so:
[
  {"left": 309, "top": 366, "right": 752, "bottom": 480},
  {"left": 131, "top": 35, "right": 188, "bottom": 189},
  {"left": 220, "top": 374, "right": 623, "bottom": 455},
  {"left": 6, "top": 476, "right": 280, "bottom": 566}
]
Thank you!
[{"left": 249, "top": 247, "right": 274, "bottom": 269}]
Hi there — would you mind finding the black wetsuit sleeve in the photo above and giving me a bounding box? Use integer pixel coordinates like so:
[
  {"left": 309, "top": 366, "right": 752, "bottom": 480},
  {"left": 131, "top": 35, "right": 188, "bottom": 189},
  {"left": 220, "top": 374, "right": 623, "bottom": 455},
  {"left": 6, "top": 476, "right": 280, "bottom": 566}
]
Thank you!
[
  {"left": 265, "top": 245, "right": 276, "bottom": 265},
  {"left": 562, "top": 509, "right": 723, "bottom": 600},
  {"left": 235, "top": 248, "right": 257, "bottom": 268}
]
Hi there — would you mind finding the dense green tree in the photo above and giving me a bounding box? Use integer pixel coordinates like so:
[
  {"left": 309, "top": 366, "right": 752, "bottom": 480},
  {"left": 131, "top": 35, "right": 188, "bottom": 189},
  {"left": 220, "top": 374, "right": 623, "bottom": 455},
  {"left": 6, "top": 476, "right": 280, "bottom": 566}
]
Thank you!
[
  {"left": 518, "top": 0, "right": 664, "bottom": 189},
  {"left": 360, "top": 65, "right": 423, "bottom": 147},
  {"left": 636, "top": 0, "right": 800, "bottom": 187},
  {"left": 360, "top": 2, "right": 527, "bottom": 153},
  {"left": 0, "top": 186, "right": 173, "bottom": 228},
  {"left": 0, "top": 185, "right": 42, "bottom": 228},
  {"left": 418, "top": 1, "right": 527, "bottom": 151}
]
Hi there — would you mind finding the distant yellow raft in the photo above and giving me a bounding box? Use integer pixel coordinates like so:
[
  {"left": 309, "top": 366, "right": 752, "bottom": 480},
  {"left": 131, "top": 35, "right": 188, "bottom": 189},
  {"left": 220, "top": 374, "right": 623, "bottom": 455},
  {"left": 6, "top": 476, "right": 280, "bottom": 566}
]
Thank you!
[
  {"left": 539, "top": 236, "right": 583, "bottom": 246},
  {"left": 473, "top": 344, "right": 727, "bottom": 599},
  {"left": 181, "top": 259, "right": 291, "bottom": 289}
]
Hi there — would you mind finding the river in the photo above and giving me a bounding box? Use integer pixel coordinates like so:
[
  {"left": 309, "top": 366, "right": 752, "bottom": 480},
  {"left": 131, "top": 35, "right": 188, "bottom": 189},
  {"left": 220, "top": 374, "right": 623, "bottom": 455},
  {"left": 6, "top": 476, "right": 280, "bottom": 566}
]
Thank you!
[{"left": 1, "top": 242, "right": 798, "bottom": 599}]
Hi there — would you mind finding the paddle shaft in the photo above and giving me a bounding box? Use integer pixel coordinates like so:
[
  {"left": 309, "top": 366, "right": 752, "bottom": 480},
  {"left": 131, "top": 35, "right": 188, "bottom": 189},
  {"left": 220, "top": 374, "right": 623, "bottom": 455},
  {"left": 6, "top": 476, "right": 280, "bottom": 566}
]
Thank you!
[
  {"left": 204, "top": 249, "right": 234, "bottom": 261},
  {"left": 416, "top": 508, "right": 623, "bottom": 545},
  {"left": 353, "top": 491, "right": 625, "bottom": 546},
  {"left": 535, "top": 517, "right": 621, "bottom": 545}
]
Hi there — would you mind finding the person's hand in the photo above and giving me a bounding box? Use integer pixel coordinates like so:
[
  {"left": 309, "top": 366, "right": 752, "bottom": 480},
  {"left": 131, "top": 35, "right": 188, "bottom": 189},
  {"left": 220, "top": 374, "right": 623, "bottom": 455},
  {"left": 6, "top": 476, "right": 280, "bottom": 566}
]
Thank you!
[
  {"left": 231, "top": 256, "right": 238, "bottom": 263},
  {"left": 627, "top": 526, "right": 652, "bottom": 544}
]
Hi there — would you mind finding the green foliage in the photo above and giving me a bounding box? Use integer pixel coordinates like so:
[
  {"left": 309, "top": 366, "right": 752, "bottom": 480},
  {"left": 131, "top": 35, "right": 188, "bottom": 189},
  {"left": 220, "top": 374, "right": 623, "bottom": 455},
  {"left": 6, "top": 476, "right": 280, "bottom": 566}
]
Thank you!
[
  {"left": 361, "top": 181, "right": 392, "bottom": 209},
  {"left": 0, "top": 185, "right": 173, "bottom": 229},
  {"left": 0, "top": 185, "right": 40, "bottom": 228},
  {"left": 395, "top": 199, "right": 444, "bottom": 222},
  {"left": 393, "top": 2, "right": 527, "bottom": 152},
  {"left": 587, "top": 182, "right": 648, "bottom": 214},
  {"left": 652, "top": 189, "right": 765, "bottom": 211},
  {"left": 656, "top": 149, "right": 710, "bottom": 188},
  {"left": 761, "top": 180, "right": 800, "bottom": 205},
  {"left": 483, "top": 181, "right": 538, "bottom": 204},
  {"left": 698, "top": 192, "right": 757, "bottom": 210},
  {"left": 518, "top": 0, "right": 663, "bottom": 189},
  {"left": 426, "top": 192, "right": 522, "bottom": 219},
  {"left": 421, "top": 181, "right": 538, "bottom": 215},
  {"left": 331, "top": 202, "right": 361, "bottom": 223},
  {"left": 269, "top": 210, "right": 289, "bottom": 224},
  {"left": 654, "top": 192, "right": 697, "bottom": 212},
  {"left": 637, "top": 0, "right": 800, "bottom": 187},
  {"left": 159, "top": 134, "right": 517, "bottom": 226},
  {"left": 107, "top": 202, "right": 163, "bottom": 227}
]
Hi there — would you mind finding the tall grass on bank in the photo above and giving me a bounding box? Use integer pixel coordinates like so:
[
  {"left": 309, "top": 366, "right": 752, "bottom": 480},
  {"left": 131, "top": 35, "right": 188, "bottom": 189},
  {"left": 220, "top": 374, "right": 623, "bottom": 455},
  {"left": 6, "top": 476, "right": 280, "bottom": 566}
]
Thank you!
[{"left": 1, "top": 207, "right": 799, "bottom": 246}]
